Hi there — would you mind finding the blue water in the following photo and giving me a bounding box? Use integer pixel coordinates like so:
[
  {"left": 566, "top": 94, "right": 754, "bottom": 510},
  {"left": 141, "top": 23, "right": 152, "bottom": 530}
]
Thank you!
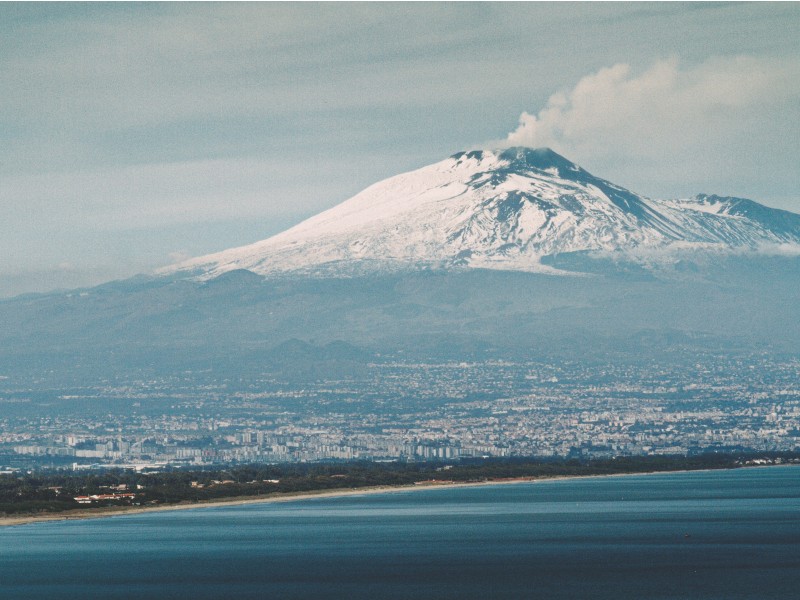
[{"left": 2, "top": 467, "right": 799, "bottom": 599}]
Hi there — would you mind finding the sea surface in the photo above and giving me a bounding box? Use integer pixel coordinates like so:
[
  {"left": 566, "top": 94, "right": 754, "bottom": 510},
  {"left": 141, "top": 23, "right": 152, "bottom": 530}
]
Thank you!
[{"left": 2, "top": 466, "right": 799, "bottom": 599}]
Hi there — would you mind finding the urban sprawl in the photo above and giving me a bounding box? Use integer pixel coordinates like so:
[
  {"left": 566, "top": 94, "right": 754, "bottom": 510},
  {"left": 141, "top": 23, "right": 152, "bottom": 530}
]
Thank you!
[{"left": 2, "top": 355, "right": 799, "bottom": 471}]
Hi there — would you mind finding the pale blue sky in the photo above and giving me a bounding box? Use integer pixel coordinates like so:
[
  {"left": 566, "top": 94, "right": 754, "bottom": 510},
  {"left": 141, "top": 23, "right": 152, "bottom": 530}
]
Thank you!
[{"left": 2, "top": 2, "right": 798, "bottom": 296}]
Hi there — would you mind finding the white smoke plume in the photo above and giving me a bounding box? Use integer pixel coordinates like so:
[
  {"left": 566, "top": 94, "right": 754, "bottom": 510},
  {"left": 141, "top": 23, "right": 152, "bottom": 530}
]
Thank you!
[{"left": 503, "top": 56, "right": 800, "bottom": 163}]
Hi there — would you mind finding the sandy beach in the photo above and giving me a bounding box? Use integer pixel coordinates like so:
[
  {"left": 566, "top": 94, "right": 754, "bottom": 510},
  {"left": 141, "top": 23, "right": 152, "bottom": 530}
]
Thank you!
[
  {"left": 0, "top": 468, "right": 735, "bottom": 528},
  {"left": 0, "top": 479, "right": 524, "bottom": 528}
]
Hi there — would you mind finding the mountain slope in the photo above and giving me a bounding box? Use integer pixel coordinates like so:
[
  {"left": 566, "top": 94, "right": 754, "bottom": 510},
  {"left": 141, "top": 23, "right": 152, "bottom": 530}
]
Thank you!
[{"left": 164, "top": 147, "right": 800, "bottom": 279}]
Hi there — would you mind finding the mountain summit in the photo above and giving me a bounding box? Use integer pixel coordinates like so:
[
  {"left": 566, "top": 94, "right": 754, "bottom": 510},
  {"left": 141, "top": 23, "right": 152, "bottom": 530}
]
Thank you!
[{"left": 165, "top": 148, "right": 800, "bottom": 279}]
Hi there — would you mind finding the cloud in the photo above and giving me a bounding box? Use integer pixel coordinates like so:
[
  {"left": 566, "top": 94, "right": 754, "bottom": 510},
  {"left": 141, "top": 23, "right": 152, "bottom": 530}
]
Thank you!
[
  {"left": 503, "top": 55, "right": 800, "bottom": 163},
  {"left": 0, "top": 156, "right": 368, "bottom": 233},
  {"left": 168, "top": 251, "right": 192, "bottom": 264},
  {"left": 0, "top": 4, "right": 521, "bottom": 137},
  {"left": 753, "top": 242, "right": 800, "bottom": 257}
]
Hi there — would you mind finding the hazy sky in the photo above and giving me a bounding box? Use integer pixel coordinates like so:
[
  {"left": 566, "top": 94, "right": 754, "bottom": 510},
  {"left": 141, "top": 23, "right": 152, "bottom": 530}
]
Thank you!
[{"left": 2, "top": 2, "right": 799, "bottom": 296}]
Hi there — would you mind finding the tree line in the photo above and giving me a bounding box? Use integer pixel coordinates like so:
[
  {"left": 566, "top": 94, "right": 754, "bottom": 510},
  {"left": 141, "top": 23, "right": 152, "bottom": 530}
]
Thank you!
[{"left": 2, "top": 451, "right": 798, "bottom": 517}]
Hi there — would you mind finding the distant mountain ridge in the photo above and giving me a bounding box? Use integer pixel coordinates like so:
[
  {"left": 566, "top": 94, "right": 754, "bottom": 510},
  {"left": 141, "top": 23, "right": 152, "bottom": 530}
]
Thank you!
[{"left": 160, "top": 147, "right": 800, "bottom": 279}]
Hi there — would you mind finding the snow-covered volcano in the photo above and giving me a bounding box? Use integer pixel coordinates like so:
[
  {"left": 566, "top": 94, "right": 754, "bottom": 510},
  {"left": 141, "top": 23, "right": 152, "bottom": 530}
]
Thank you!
[{"left": 164, "top": 147, "right": 800, "bottom": 278}]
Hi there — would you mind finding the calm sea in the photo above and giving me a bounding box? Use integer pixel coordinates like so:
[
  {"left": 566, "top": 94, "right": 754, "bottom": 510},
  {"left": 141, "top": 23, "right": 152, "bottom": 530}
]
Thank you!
[{"left": 2, "top": 466, "right": 799, "bottom": 599}]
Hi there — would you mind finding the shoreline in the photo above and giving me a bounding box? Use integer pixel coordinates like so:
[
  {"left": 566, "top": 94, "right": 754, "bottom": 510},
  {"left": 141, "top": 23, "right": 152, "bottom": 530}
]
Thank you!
[{"left": 2, "top": 464, "right": 787, "bottom": 529}]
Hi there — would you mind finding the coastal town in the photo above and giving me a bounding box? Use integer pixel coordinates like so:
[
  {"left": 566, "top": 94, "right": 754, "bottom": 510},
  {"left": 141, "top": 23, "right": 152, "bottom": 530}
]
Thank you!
[{"left": 2, "top": 354, "right": 798, "bottom": 471}]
